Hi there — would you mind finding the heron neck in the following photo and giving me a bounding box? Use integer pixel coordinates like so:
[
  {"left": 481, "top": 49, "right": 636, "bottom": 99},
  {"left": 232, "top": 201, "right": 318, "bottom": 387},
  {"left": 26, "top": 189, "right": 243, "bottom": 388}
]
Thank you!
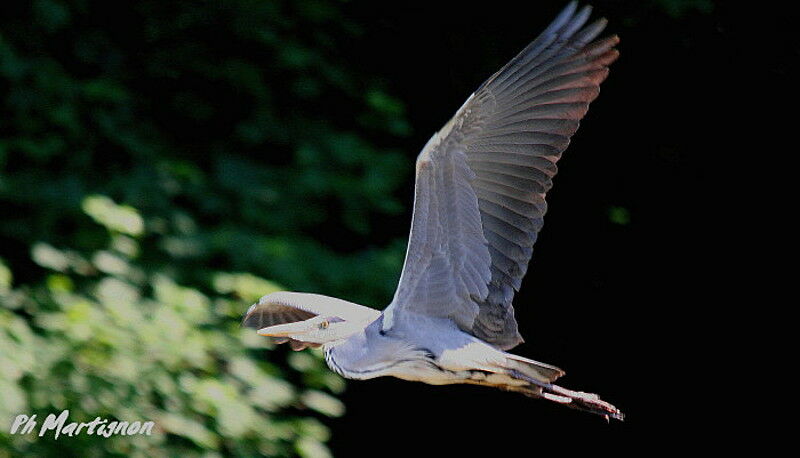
[{"left": 322, "top": 319, "right": 427, "bottom": 380}]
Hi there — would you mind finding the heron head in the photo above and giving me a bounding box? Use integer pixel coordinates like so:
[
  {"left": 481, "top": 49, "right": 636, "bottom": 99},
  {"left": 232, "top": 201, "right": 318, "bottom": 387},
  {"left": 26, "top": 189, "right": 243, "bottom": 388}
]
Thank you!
[
  {"left": 256, "top": 315, "right": 361, "bottom": 344},
  {"left": 243, "top": 291, "right": 381, "bottom": 348}
]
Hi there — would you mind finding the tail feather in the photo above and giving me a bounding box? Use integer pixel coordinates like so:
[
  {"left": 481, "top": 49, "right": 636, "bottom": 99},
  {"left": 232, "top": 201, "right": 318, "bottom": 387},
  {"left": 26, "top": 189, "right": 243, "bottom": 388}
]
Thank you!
[{"left": 506, "top": 354, "right": 565, "bottom": 383}]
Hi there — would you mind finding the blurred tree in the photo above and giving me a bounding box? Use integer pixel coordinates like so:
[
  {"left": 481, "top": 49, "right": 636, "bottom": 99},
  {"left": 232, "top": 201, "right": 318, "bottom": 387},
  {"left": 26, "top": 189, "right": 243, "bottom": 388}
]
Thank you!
[{"left": 1, "top": 0, "right": 411, "bottom": 456}]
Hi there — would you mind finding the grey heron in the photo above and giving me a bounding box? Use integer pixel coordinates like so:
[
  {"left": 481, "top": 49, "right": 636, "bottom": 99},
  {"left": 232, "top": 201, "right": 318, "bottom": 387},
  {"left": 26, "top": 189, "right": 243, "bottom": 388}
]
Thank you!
[{"left": 243, "top": 1, "right": 623, "bottom": 420}]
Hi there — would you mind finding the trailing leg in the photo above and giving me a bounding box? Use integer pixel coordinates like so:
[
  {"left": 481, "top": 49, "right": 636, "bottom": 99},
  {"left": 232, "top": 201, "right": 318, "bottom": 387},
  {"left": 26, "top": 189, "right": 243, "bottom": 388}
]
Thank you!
[{"left": 508, "top": 369, "right": 624, "bottom": 421}]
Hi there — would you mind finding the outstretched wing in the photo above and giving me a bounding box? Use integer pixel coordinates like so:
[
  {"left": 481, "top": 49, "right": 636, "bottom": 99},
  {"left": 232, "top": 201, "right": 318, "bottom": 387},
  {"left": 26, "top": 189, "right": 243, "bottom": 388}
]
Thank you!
[
  {"left": 383, "top": 2, "right": 619, "bottom": 350},
  {"left": 243, "top": 291, "right": 380, "bottom": 350}
]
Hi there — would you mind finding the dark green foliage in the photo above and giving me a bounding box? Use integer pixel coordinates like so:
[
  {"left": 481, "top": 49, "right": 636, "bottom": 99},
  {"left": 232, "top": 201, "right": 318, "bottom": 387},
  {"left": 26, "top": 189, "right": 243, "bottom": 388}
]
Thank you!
[{"left": 1, "top": 1, "right": 410, "bottom": 456}]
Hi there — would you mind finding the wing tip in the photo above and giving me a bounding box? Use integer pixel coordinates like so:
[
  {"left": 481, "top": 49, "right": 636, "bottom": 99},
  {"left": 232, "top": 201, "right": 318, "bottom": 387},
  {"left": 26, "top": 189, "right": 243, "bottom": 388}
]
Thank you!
[{"left": 241, "top": 303, "right": 265, "bottom": 329}]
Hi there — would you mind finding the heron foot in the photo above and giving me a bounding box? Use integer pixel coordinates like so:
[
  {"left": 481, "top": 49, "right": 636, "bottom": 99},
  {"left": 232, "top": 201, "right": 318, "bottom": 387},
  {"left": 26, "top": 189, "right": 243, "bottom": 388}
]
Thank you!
[{"left": 508, "top": 369, "right": 624, "bottom": 421}]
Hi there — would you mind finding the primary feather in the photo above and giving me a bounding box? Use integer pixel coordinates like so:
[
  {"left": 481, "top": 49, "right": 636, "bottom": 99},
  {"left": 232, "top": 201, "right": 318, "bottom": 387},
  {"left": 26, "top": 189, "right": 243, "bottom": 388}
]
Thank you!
[{"left": 384, "top": 2, "right": 619, "bottom": 350}]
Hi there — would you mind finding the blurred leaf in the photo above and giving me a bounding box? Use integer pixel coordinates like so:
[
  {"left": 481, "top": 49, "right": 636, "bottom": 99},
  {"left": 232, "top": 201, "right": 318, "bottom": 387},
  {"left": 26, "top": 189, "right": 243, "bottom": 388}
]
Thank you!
[
  {"left": 608, "top": 206, "right": 632, "bottom": 226},
  {"left": 82, "top": 195, "right": 145, "bottom": 237},
  {"left": 46, "top": 273, "right": 74, "bottom": 292},
  {"left": 300, "top": 390, "right": 345, "bottom": 417},
  {"left": 31, "top": 242, "right": 70, "bottom": 272},
  {"left": 213, "top": 272, "right": 283, "bottom": 303},
  {"left": 32, "top": 0, "right": 71, "bottom": 33},
  {"left": 0, "top": 258, "right": 12, "bottom": 292},
  {"left": 652, "top": 0, "right": 714, "bottom": 17},
  {"left": 158, "top": 413, "right": 220, "bottom": 450},
  {"left": 366, "top": 89, "right": 405, "bottom": 116}
]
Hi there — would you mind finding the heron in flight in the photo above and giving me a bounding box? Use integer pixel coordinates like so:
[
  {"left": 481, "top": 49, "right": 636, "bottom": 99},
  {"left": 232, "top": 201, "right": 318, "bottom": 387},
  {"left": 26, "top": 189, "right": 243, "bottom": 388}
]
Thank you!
[{"left": 244, "top": 2, "right": 623, "bottom": 420}]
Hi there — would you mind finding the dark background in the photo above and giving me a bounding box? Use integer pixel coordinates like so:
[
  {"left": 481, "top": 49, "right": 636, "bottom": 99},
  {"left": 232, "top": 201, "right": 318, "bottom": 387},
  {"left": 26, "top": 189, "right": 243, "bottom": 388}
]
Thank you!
[{"left": 1, "top": 0, "right": 778, "bottom": 456}]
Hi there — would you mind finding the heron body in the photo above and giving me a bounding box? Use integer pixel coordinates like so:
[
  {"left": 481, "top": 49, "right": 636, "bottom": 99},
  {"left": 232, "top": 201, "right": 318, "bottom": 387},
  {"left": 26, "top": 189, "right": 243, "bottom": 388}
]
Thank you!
[
  {"left": 325, "top": 314, "right": 500, "bottom": 384},
  {"left": 243, "top": 2, "right": 623, "bottom": 420}
]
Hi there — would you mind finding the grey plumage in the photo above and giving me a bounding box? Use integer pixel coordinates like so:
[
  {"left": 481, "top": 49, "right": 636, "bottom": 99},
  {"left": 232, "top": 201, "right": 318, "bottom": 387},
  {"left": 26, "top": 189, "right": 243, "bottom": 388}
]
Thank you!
[
  {"left": 385, "top": 2, "right": 618, "bottom": 350},
  {"left": 243, "top": 2, "right": 622, "bottom": 420}
]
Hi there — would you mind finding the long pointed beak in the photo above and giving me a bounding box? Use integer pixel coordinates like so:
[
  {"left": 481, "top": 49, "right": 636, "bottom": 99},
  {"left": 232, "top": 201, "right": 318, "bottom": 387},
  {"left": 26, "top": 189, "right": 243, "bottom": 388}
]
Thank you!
[{"left": 257, "top": 321, "right": 313, "bottom": 337}]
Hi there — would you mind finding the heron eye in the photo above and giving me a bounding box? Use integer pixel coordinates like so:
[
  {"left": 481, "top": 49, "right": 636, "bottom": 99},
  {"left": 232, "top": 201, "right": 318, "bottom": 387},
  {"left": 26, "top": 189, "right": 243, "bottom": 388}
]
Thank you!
[{"left": 319, "top": 320, "right": 329, "bottom": 330}]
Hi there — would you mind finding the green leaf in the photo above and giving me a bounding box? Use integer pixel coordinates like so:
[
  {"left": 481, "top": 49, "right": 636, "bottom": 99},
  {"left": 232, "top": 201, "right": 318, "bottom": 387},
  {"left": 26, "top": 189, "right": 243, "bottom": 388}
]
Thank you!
[
  {"left": 608, "top": 206, "right": 632, "bottom": 226},
  {"left": 82, "top": 195, "right": 145, "bottom": 236}
]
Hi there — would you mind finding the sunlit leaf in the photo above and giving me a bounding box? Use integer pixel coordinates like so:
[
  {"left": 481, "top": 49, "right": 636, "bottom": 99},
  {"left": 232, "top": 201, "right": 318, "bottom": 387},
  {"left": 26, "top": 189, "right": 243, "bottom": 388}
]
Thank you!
[
  {"left": 31, "top": 242, "right": 70, "bottom": 272},
  {"left": 46, "top": 274, "right": 74, "bottom": 292},
  {"left": 212, "top": 272, "right": 283, "bottom": 303},
  {"left": 0, "top": 258, "right": 12, "bottom": 292},
  {"left": 82, "top": 195, "right": 144, "bottom": 236},
  {"left": 300, "top": 390, "right": 345, "bottom": 417},
  {"left": 295, "top": 437, "right": 332, "bottom": 458}
]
